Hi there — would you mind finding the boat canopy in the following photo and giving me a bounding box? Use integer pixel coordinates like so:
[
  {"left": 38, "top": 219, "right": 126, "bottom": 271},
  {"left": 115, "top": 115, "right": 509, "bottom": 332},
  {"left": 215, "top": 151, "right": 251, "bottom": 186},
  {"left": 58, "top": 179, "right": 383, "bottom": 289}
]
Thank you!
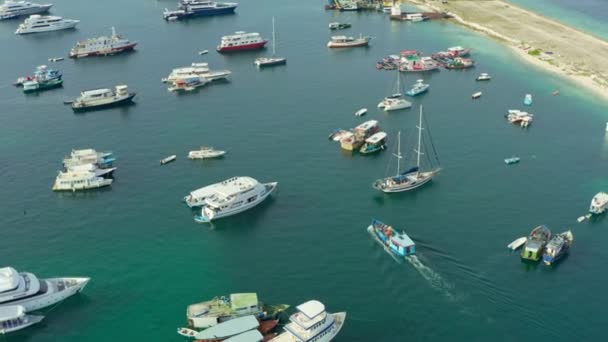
[
  {"left": 81, "top": 88, "right": 112, "bottom": 97},
  {"left": 194, "top": 315, "right": 259, "bottom": 340},
  {"left": 230, "top": 293, "right": 258, "bottom": 311},
  {"left": 0, "top": 267, "right": 19, "bottom": 292},
  {"left": 296, "top": 300, "right": 325, "bottom": 319},
  {"left": 0, "top": 305, "right": 25, "bottom": 321},
  {"left": 224, "top": 330, "right": 263, "bottom": 342},
  {"left": 365, "top": 132, "right": 387, "bottom": 144},
  {"left": 355, "top": 120, "right": 378, "bottom": 131},
  {"left": 391, "top": 232, "right": 415, "bottom": 248}
]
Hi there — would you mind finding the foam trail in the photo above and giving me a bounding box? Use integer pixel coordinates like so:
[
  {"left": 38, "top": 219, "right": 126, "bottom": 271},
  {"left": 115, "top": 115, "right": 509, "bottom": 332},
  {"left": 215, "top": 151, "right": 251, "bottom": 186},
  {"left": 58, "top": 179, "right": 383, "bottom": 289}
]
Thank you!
[{"left": 406, "top": 255, "right": 456, "bottom": 301}]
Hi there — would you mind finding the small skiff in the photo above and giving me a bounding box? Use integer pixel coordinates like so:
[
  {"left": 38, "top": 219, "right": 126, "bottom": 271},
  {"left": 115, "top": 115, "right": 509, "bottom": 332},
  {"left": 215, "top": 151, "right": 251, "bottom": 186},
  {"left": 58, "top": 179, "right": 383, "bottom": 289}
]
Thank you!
[
  {"left": 48, "top": 57, "right": 64, "bottom": 62},
  {"left": 177, "top": 327, "right": 197, "bottom": 337},
  {"left": 507, "top": 237, "right": 527, "bottom": 250},
  {"left": 472, "top": 91, "right": 482, "bottom": 99},
  {"left": 355, "top": 108, "right": 367, "bottom": 117},
  {"left": 199, "top": 50, "right": 209, "bottom": 55},
  {"left": 161, "top": 155, "right": 177, "bottom": 165},
  {"left": 504, "top": 157, "right": 520, "bottom": 165}
]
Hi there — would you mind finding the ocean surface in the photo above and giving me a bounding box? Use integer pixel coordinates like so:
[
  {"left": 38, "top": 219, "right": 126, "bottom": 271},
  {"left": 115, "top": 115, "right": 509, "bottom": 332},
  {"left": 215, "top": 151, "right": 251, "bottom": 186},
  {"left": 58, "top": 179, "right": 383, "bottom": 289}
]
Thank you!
[{"left": 2, "top": 0, "right": 608, "bottom": 341}]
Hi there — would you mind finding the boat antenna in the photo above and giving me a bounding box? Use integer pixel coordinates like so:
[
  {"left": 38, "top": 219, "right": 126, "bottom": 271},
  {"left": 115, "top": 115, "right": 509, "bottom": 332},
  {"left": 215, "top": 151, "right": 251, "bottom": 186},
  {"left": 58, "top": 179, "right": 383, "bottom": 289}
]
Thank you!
[
  {"left": 272, "top": 17, "right": 276, "bottom": 56},
  {"left": 415, "top": 106, "right": 424, "bottom": 174}
]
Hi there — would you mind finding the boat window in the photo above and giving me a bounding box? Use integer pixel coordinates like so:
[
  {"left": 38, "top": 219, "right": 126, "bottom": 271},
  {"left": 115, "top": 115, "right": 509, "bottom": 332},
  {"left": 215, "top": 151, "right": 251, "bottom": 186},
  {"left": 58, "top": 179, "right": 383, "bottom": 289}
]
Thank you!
[{"left": 247, "top": 195, "right": 257, "bottom": 203}]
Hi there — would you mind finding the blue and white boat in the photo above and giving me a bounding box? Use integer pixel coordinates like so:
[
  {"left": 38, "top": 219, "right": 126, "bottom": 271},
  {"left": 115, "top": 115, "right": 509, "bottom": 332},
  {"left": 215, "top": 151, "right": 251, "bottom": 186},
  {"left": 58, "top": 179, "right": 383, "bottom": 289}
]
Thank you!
[
  {"left": 163, "top": 0, "right": 237, "bottom": 20},
  {"left": 367, "top": 219, "right": 416, "bottom": 259},
  {"left": 405, "top": 79, "right": 429, "bottom": 97},
  {"left": 523, "top": 93, "right": 532, "bottom": 106},
  {"left": 542, "top": 230, "right": 573, "bottom": 265},
  {"left": 359, "top": 131, "right": 387, "bottom": 155}
]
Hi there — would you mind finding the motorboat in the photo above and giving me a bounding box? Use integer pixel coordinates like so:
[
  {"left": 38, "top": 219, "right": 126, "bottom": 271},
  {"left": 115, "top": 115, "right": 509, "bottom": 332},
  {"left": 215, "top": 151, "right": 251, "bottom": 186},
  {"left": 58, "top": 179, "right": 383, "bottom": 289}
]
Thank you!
[
  {"left": 48, "top": 57, "right": 63, "bottom": 62},
  {"left": 185, "top": 293, "right": 288, "bottom": 329},
  {"left": 524, "top": 93, "right": 533, "bottom": 106},
  {"left": 504, "top": 157, "right": 520, "bottom": 165},
  {"left": 367, "top": 219, "right": 415, "bottom": 259},
  {"left": 405, "top": 79, "right": 429, "bottom": 96},
  {"left": 359, "top": 131, "right": 387, "bottom": 154},
  {"left": 589, "top": 192, "right": 608, "bottom": 215},
  {"left": 542, "top": 230, "right": 573, "bottom": 265},
  {"left": 15, "top": 14, "right": 78, "bottom": 34},
  {"left": 162, "top": 63, "right": 231, "bottom": 83},
  {"left": 187, "top": 146, "right": 226, "bottom": 159},
  {"left": 13, "top": 64, "right": 60, "bottom": 87},
  {"left": 0, "top": 1, "right": 51, "bottom": 20},
  {"left": 476, "top": 73, "right": 491, "bottom": 81},
  {"left": 506, "top": 109, "right": 533, "bottom": 128},
  {"left": 268, "top": 300, "right": 346, "bottom": 342},
  {"left": 327, "top": 34, "right": 371, "bottom": 48},
  {"left": 217, "top": 31, "right": 267, "bottom": 52},
  {"left": 52, "top": 170, "right": 113, "bottom": 191},
  {"left": 160, "top": 155, "right": 177, "bottom": 165},
  {"left": 355, "top": 108, "right": 367, "bottom": 117},
  {"left": 198, "top": 50, "right": 208, "bottom": 55},
  {"left": 373, "top": 107, "right": 441, "bottom": 193},
  {"left": 255, "top": 17, "right": 286, "bottom": 68},
  {"left": 71, "top": 85, "right": 136, "bottom": 112},
  {"left": 328, "top": 22, "right": 350, "bottom": 30},
  {"left": 0, "top": 305, "right": 43, "bottom": 334},
  {"left": 63, "top": 148, "right": 115, "bottom": 169},
  {"left": 0, "top": 267, "right": 89, "bottom": 312},
  {"left": 521, "top": 225, "right": 551, "bottom": 261},
  {"left": 69, "top": 27, "right": 137, "bottom": 58},
  {"left": 340, "top": 120, "right": 379, "bottom": 151},
  {"left": 163, "top": 0, "right": 237, "bottom": 20},
  {"left": 22, "top": 76, "right": 62, "bottom": 93},
  {"left": 339, "top": 1, "right": 359, "bottom": 11},
  {"left": 167, "top": 76, "right": 208, "bottom": 92},
  {"left": 194, "top": 177, "right": 277, "bottom": 222},
  {"left": 446, "top": 46, "right": 471, "bottom": 57},
  {"left": 471, "top": 91, "right": 482, "bottom": 99},
  {"left": 507, "top": 237, "right": 527, "bottom": 251},
  {"left": 444, "top": 57, "right": 475, "bottom": 69}
]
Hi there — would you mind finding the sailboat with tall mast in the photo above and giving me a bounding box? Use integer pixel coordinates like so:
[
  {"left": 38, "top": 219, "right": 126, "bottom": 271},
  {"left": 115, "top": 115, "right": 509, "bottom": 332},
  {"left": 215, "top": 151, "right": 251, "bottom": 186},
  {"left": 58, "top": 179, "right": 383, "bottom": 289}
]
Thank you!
[
  {"left": 377, "top": 70, "right": 411, "bottom": 111},
  {"left": 373, "top": 105, "right": 440, "bottom": 193},
  {"left": 254, "top": 17, "right": 286, "bottom": 67}
]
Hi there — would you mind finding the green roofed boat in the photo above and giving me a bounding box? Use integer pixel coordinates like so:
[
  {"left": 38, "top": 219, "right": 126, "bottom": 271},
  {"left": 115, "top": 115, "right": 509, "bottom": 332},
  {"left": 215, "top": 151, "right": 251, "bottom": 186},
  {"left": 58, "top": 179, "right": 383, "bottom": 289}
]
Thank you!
[{"left": 521, "top": 225, "right": 551, "bottom": 261}]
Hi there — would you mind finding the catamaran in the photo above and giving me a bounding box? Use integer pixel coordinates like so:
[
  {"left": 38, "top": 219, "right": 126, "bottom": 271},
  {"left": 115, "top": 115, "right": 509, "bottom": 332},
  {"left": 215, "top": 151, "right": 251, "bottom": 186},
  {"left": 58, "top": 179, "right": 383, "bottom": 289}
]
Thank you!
[
  {"left": 255, "top": 17, "right": 286, "bottom": 67},
  {"left": 378, "top": 70, "right": 411, "bottom": 111},
  {"left": 373, "top": 106, "right": 441, "bottom": 193}
]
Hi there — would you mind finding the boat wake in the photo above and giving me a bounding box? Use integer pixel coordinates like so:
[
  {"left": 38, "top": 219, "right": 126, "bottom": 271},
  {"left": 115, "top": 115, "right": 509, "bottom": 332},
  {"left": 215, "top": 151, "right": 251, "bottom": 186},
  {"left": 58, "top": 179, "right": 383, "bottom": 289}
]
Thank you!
[{"left": 405, "top": 255, "right": 456, "bottom": 301}]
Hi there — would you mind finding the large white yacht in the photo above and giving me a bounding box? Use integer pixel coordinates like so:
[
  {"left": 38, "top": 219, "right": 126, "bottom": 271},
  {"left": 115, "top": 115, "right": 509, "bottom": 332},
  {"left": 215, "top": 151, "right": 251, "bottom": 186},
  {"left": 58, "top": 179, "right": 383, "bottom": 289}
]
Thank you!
[
  {"left": 52, "top": 170, "right": 113, "bottom": 191},
  {"left": 0, "top": 267, "right": 89, "bottom": 312},
  {"left": 63, "top": 149, "right": 115, "bottom": 169},
  {"left": 15, "top": 14, "right": 79, "bottom": 34},
  {"left": 193, "top": 176, "right": 277, "bottom": 222},
  {"left": 162, "top": 63, "right": 231, "bottom": 83},
  {"left": 0, "top": 1, "right": 52, "bottom": 20},
  {"left": 269, "top": 300, "right": 346, "bottom": 342}
]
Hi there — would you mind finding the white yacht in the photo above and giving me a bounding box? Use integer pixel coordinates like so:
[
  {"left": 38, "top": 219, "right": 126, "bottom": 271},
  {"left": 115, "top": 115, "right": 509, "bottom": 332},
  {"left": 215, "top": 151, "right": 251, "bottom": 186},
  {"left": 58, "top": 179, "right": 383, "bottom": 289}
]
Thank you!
[
  {"left": 15, "top": 14, "right": 79, "bottom": 34},
  {"left": 188, "top": 146, "right": 226, "bottom": 159},
  {"left": 0, "top": 267, "right": 89, "bottom": 312},
  {"left": 69, "top": 27, "right": 137, "bottom": 58},
  {"left": 71, "top": 85, "right": 136, "bottom": 112},
  {"left": 0, "top": 305, "right": 43, "bottom": 334},
  {"left": 162, "top": 63, "right": 231, "bottom": 83},
  {"left": 269, "top": 300, "right": 346, "bottom": 342},
  {"left": 63, "top": 149, "right": 115, "bottom": 169},
  {"left": 0, "top": 1, "right": 51, "bottom": 20},
  {"left": 52, "top": 170, "right": 113, "bottom": 191},
  {"left": 590, "top": 192, "right": 608, "bottom": 215},
  {"left": 194, "top": 177, "right": 277, "bottom": 223}
]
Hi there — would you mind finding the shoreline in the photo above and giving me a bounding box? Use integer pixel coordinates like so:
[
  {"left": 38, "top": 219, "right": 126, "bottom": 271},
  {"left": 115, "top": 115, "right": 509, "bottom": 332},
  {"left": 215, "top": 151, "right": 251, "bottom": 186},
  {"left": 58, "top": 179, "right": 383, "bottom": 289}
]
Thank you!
[{"left": 403, "top": 0, "right": 608, "bottom": 102}]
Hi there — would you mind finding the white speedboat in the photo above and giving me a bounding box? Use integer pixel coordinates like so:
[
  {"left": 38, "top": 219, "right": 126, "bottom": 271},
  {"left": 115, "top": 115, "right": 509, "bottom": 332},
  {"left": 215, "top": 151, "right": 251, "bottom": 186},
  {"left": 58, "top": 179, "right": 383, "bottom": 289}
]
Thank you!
[
  {"left": 162, "top": 63, "right": 231, "bottom": 83},
  {"left": 187, "top": 146, "right": 226, "bottom": 159},
  {"left": 15, "top": 14, "right": 79, "bottom": 34},
  {"left": 52, "top": 170, "right": 113, "bottom": 191},
  {"left": 194, "top": 177, "right": 277, "bottom": 222},
  {"left": 476, "top": 73, "right": 491, "bottom": 81},
  {"left": 0, "top": 1, "right": 52, "bottom": 20},
  {"left": 327, "top": 34, "right": 371, "bottom": 48},
  {"left": 590, "top": 192, "right": 608, "bottom": 215},
  {"left": 355, "top": 108, "right": 367, "bottom": 116},
  {"left": 268, "top": 300, "right": 346, "bottom": 342},
  {"left": 0, "top": 305, "right": 43, "bottom": 334},
  {"left": 0, "top": 267, "right": 89, "bottom": 312},
  {"left": 507, "top": 237, "right": 527, "bottom": 250}
]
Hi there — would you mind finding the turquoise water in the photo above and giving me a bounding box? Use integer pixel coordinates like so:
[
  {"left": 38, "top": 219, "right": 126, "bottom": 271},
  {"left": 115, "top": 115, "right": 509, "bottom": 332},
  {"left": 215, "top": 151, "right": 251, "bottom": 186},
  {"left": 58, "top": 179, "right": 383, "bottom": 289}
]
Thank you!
[
  {"left": 509, "top": 0, "right": 608, "bottom": 39},
  {"left": 1, "top": 1, "right": 608, "bottom": 341}
]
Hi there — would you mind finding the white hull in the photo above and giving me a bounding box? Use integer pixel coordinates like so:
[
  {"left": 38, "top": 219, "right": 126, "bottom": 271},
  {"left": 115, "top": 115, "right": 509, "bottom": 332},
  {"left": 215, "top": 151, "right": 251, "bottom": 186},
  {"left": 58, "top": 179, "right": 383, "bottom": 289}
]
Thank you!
[
  {"left": 16, "top": 20, "right": 79, "bottom": 34},
  {"left": 196, "top": 182, "right": 277, "bottom": 222},
  {"left": 188, "top": 150, "right": 226, "bottom": 159},
  {"left": 4, "top": 278, "right": 89, "bottom": 312},
  {"left": 0, "top": 314, "right": 43, "bottom": 334},
  {"left": 374, "top": 171, "right": 436, "bottom": 193},
  {"left": 52, "top": 178, "right": 112, "bottom": 191},
  {"left": 384, "top": 99, "right": 411, "bottom": 111},
  {"left": 589, "top": 192, "right": 608, "bottom": 215},
  {"left": 507, "top": 237, "right": 527, "bottom": 250}
]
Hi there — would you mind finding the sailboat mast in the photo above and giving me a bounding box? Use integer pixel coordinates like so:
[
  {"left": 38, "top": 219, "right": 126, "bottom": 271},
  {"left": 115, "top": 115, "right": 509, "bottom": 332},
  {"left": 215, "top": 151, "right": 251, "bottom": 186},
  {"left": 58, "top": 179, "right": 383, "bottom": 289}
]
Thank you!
[
  {"left": 396, "top": 131, "right": 401, "bottom": 175},
  {"left": 272, "top": 17, "right": 276, "bottom": 56},
  {"left": 416, "top": 106, "right": 423, "bottom": 169}
]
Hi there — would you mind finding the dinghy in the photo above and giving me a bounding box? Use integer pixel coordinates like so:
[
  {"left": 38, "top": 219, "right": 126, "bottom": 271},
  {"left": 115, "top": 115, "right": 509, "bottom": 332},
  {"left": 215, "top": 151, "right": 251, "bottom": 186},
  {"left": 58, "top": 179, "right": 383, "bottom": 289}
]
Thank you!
[
  {"left": 199, "top": 50, "right": 209, "bottom": 55},
  {"left": 507, "top": 237, "right": 527, "bottom": 250},
  {"left": 160, "top": 155, "right": 176, "bottom": 165},
  {"left": 355, "top": 108, "right": 367, "bottom": 117},
  {"left": 177, "top": 327, "right": 197, "bottom": 337},
  {"left": 524, "top": 93, "right": 533, "bottom": 106},
  {"left": 472, "top": 91, "right": 482, "bottom": 99},
  {"left": 504, "top": 157, "right": 520, "bottom": 165}
]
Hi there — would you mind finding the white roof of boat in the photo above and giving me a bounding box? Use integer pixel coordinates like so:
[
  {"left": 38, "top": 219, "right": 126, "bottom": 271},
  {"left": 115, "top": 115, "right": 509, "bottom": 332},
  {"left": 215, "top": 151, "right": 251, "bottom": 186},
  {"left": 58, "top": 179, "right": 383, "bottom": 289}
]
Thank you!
[
  {"left": 448, "top": 46, "right": 464, "bottom": 51},
  {"left": 194, "top": 315, "right": 259, "bottom": 340},
  {"left": 212, "top": 177, "right": 258, "bottom": 198},
  {"left": 0, "top": 267, "right": 19, "bottom": 292},
  {"left": 355, "top": 120, "right": 378, "bottom": 131},
  {"left": 81, "top": 88, "right": 112, "bottom": 96},
  {"left": 224, "top": 330, "right": 263, "bottom": 342},
  {"left": 392, "top": 232, "right": 415, "bottom": 247},
  {"left": 296, "top": 300, "right": 325, "bottom": 319},
  {"left": 365, "top": 131, "right": 387, "bottom": 143},
  {"left": 230, "top": 293, "right": 258, "bottom": 310},
  {"left": 0, "top": 305, "right": 25, "bottom": 321}
]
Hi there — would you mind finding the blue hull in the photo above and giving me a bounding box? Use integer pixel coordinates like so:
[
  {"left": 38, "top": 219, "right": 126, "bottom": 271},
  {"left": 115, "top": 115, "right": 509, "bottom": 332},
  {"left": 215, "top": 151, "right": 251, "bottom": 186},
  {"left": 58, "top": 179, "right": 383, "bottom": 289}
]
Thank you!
[{"left": 189, "top": 6, "right": 237, "bottom": 17}]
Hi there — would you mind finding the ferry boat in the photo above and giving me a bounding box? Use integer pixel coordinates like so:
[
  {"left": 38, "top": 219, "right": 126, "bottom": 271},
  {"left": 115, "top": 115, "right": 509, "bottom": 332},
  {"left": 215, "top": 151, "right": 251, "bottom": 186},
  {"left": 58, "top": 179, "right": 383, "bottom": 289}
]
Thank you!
[
  {"left": 506, "top": 109, "right": 533, "bottom": 128},
  {"left": 52, "top": 170, "right": 113, "bottom": 191},
  {"left": 0, "top": 1, "right": 51, "bottom": 20},
  {"left": 521, "top": 225, "right": 551, "bottom": 261},
  {"left": 327, "top": 34, "right": 371, "bottom": 48},
  {"left": 162, "top": 63, "right": 231, "bottom": 83},
  {"left": 268, "top": 300, "right": 346, "bottom": 342},
  {"left": 340, "top": 120, "right": 379, "bottom": 151},
  {"left": 217, "top": 31, "right": 267, "bottom": 52},
  {"left": 21, "top": 65, "right": 62, "bottom": 93},
  {"left": 328, "top": 22, "right": 350, "bottom": 30},
  {"left": 71, "top": 85, "right": 136, "bottom": 112},
  {"left": 63, "top": 148, "right": 115, "bottom": 169},
  {"left": 0, "top": 267, "right": 89, "bottom": 312},
  {"left": 15, "top": 14, "right": 79, "bottom": 34},
  {"left": 542, "top": 230, "right": 573, "bottom": 266},
  {"left": 188, "top": 146, "right": 226, "bottom": 159},
  {"left": 367, "top": 219, "right": 416, "bottom": 258},
  {"left": 186, "top": 293, "right": 289, "bottom": 329},
  {"left": 405, "top": 79, "right": 429, "bottom": 96},
  {"left": 69, "top": 27, "right": 137, "bottom": 58},
  {"left": 194, "top": 177, "right": 278, "bottom": 222},
  {"left": 163, "top": 0, "right": 237, "bottom": 21},
  {"left": 0, "top": 306, "right": 43, "bottom": 334},
  {"left": 359, "top": 131, "right": 387, "bottom": 154},
  {"left": 589, "top": 192, "right": 608, "bottom": 215}
]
